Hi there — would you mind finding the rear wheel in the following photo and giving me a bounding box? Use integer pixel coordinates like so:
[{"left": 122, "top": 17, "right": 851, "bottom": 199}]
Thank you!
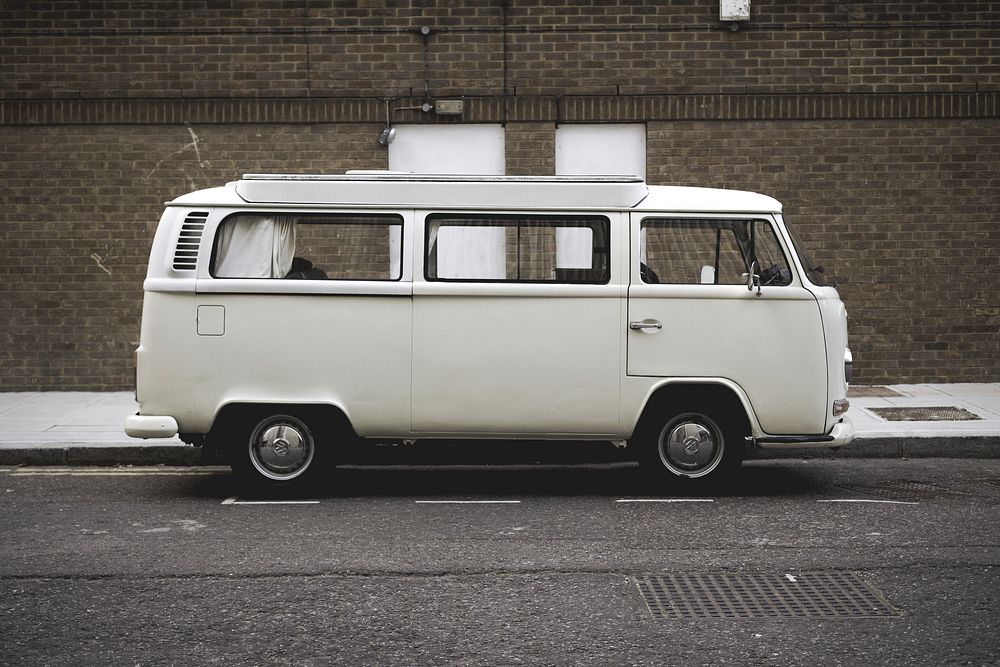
[
  {"left": 229, "top": 412, "right": 322, "bottom": 493},
  {"left": 637, "top": 402, "right": 746, "bottom": 491}
]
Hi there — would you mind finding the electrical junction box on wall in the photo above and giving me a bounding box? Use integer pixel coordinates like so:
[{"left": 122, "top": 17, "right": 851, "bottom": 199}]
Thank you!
[
  {"left": 434, "top": 99, "right": 464, "bottom": 115},
  {"left": 720, "top": 0, "right": 750, "bottom": 21}
]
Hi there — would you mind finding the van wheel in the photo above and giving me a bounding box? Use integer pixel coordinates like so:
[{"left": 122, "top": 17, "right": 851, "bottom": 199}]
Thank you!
[
  {"left": 231, "top": 412, "right": 320, "bottom": 491},
  {"left": 637, "top": 407, "right": 744, "bottom": 490}
]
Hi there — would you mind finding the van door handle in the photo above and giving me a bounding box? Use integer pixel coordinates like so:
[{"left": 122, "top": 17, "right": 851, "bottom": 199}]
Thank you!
[{"left": 629, "top": 319, "right": 662, "bottom": 332}]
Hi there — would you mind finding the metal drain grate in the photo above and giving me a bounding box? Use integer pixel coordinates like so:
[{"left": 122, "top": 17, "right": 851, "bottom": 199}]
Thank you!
[
  {"left": 866, "top": 406, "right": 981, "bottom": 421},
  {"left": 837, "top": 479, "right": 967, "bottom": 502},
  {"left": 635, "top": 573, "right": 898, "bottom": 619}
]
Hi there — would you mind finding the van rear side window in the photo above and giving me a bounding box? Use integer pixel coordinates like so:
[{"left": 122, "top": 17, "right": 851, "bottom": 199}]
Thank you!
[
  {"left": 425, "top": 214, "right": 610, "bottom": 283},
  {"left": 211, "top": 213, "right": 403, "bottom": 281}
]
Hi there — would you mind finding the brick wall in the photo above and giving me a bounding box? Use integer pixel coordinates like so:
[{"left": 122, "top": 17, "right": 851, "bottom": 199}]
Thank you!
[
  {"left": 1, "top": 1, "right": 998, "bottom": 388},
  {"left": 647, "top": 119, "right": 1000, "bottom": 383},
  {"left": 3, "top": 2, "right": 997, "bottom": 97},
  {"left": 0, "top": 124, "right": 385, "bottom": 389}
]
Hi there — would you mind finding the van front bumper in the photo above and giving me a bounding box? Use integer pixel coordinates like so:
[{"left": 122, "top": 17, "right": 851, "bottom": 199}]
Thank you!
[
  {"left": 124, "top": 414, "right": 179, "bottom": 439},
  {"left": 751, "top": 418, "right": 854, "bottom": 450}
]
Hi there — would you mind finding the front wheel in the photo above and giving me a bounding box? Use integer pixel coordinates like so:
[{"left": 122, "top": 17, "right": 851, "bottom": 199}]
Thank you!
[{"left": 637, "top": 407, "right": 745, "bottom": 491}]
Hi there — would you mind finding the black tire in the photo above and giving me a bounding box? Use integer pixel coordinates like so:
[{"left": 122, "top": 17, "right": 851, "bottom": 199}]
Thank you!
[
  {"left": 636, "top": 404, "right": 746, "bottom": 492},
  {"left": 229, "top": 411, "right": 322, "bottom": 494}
]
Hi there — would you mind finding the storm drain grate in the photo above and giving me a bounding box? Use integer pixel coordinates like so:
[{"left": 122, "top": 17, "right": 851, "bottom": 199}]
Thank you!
[
  {"left": 837, "top": 479, "right": 968, "bottom": 501},
  {"left": 634, "top": 573, "right": 898, "bottom": 619},
  {"left": 866, "top": 406, "right": 981, "bottom": 421}
]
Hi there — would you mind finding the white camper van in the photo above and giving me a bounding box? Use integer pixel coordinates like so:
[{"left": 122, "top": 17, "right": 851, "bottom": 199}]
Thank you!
[{"left": 126, "top": 173, "right": 853, "bottom": 489}]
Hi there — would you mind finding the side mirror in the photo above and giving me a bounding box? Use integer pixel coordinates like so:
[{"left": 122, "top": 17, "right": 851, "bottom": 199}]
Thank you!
[{"left": 743, "top": 261, "right": 762, "bottom": 297}]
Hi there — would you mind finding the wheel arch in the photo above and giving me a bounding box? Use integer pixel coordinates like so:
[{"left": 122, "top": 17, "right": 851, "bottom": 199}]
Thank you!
[
  {"left": 206, "top": 401, "right": 357, "bottom": 447},
  {"left": 628, "top": 379, "right": 758, "bottom": 441}
]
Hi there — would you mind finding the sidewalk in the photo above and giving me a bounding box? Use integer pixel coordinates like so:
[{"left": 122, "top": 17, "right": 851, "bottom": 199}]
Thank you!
[{"left": 0, "top": 385, "right": 998, "bottom": 466}]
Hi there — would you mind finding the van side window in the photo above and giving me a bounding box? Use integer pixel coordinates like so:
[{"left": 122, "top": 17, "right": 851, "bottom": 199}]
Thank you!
[
  {"left": 425, "top": 215, "right": 610, "bottom": 284},
  {"left": 640, "top": 218, "right": 792, "bottom": 287},
  {"left": 212, "top": 213, "right": 403, "bottom": 281}
]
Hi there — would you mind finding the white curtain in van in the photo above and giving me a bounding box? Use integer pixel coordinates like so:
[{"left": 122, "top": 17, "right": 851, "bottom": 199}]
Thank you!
[{"left": 214, "top": 216, "right": 296, "bottom": 278}]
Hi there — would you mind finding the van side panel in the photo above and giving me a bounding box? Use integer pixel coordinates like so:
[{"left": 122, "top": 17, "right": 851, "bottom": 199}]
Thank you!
[
  {"left": 626, "top": 286, "right": 827, "bottom": 434},
  {"left": 190, "top": 293, "right": 412, "bottom": 436},
  {"left": 134, "top": 291, "right": 195, "bottom": 425},
  {"left": 411, "top": 284, "right": 621, "bottom": 436},
  {"left": 816, "top": 290, "right": 850, "bottom": 433}
]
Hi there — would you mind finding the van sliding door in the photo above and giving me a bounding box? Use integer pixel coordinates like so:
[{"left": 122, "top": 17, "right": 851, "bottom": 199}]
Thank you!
[{"left": 411, "top": 212, "right": 622, "bottom": 437}]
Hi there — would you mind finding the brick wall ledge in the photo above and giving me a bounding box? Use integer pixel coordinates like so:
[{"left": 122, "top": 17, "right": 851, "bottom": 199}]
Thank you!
[{"left": 2, "top": 92, "right": 997, "bottom": 126}]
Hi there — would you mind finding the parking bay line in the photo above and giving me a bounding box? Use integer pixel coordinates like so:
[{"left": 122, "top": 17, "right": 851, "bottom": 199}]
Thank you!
[
  {"left": 222, "top": 497, "right": 321, "bottom": 505},
  {"left": 817, "top": 499, "right": 919, "bottom": 505},
  {"left": 616, "top": 499, "right": 715, "bottom": 503},
  {"left": 414, "top": 500, "right": 522, "bottom": 504}
]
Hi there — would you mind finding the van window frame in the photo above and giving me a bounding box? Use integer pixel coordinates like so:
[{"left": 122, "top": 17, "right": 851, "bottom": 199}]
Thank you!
[
  {"left": 208, "top": 211, "right": 406, "bottom": 283},
  {"left": 637, "top": 216, "right": 794, "bottom": 288},
  {"left": 423, "top": 213, "right": 612, "bottom": 285}
]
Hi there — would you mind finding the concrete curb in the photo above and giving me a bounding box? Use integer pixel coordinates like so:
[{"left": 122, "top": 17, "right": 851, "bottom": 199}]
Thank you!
[
  {"left": 0, "top": 446, "right": 224, "bottom": 467},
  {"left": 1, "top": 437, "right": 998, "bottom": 467},
  {"left": 751, "top": 436, "right": 1000, "bottom": 460}
]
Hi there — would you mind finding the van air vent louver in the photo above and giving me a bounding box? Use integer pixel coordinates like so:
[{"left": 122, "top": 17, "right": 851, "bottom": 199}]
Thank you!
[{"left": 172, "top": 211, "right": 209, "bottom": 271}]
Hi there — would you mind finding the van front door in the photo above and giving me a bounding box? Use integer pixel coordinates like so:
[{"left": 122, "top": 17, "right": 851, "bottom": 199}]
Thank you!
[
  {"left": 626, "top": 214, "right": 827, "bottom": 435},
  {"left": 411, "top": 212, "right": 622, "bottom": 436}
]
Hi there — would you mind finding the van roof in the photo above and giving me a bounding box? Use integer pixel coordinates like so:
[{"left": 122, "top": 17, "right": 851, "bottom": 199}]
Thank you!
[{"left": 168, "top": 173, "right": 782, "bottom": 213}]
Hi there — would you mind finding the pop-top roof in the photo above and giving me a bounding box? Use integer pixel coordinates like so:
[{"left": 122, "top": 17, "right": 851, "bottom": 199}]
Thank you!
[
  {"left": 168, "top": 172, "right": 781, "bottom": 213},
  {"left": 234, "top": 173, "right": 650, "bottom": 209}
]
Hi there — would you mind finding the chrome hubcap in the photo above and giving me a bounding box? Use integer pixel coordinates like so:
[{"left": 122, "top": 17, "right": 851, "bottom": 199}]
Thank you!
[
  {"left": 658, "top": 418, "right": 723, "bottom": 478},
  {"left": 249, "top": 417, "right": 313, "bottom": 481}
]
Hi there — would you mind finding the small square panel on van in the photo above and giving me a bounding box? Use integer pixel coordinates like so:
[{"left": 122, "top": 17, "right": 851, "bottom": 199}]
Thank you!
[{"left": 197, "top": 305, "right": 225, "bottom": 336}]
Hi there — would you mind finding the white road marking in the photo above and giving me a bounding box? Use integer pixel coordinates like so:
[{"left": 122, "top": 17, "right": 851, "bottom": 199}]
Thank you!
[
  {"left": 222, "top": 497, "right": 320, "bottom": 505},
  {"left": 414, "top": 500, "right": 522, "bottom": 504},
  {"left": 818, "top": 499, "right": 919, "bottom": 505},
  {"left": 615, "top": 498, "right": 715, "bottom": 503}
]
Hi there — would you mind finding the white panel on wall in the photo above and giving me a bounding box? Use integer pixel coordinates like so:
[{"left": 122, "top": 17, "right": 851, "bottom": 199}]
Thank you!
[
  {"left": 555, "top": 227, "right": 593, "bottom": 269},
  {"left": 556, "top": 124, "right": 645, "bottom": 270},
  {"left": 389, "top": 124, "right": 505, "bottom": 175},
  {"left": 436, "top": 226, "right": 506, "bottom": 279},
  {"left": 555, "top": 124, "right": 646, "bottom": 179},
  {"left": 720, "top": 0, "right": 750, "bottom": 21}
]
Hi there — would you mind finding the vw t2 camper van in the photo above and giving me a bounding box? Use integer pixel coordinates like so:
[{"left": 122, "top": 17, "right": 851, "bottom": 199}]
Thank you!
[{"left": 126, "top": 173, "right": 853, "bottom": 490}]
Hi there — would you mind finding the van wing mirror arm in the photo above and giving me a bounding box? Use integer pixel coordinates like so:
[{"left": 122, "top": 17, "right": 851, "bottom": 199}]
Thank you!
[{"left": 742, "top": 261, "right": 762, "bottom": 297}]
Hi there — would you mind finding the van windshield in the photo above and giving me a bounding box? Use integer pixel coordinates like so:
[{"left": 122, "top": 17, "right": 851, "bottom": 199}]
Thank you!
[{"left": 786, "top": 220, "right": 836, "bottom": 288}]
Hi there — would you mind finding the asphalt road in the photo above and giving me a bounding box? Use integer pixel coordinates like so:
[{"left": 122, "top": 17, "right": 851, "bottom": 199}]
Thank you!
[{"left": 1, "top": 459, "right": 998, "bottom": 666}]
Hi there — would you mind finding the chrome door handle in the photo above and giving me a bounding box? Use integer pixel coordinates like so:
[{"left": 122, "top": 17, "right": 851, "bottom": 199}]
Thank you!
[{"left": 629, "top": 319, "right": 662, "bottom": 331}]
